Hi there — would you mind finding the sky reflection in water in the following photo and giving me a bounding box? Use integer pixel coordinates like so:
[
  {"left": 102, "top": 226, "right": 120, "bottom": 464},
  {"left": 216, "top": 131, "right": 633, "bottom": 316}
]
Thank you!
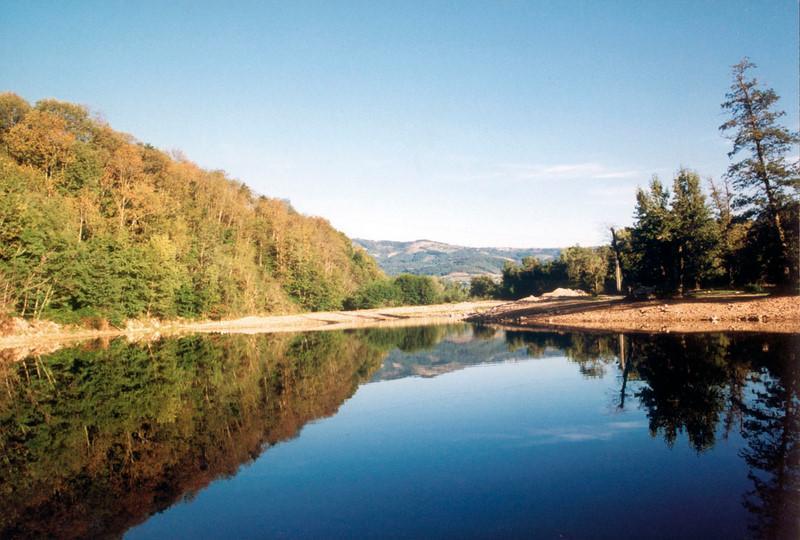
[{"left": 1, "top": 325, "right": 797, "bottom": 539}]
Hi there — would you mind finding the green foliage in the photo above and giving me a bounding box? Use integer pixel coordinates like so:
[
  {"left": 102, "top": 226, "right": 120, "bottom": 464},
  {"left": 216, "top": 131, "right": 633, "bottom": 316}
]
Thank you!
[
  {"left": 439, "top": 280, "right": 469, "bottom": 303},
  {"left": 343, "top": 279, "right": 403, "bottom": 310},
  {"left": 499, "top": 257, "right": 569, "bottom": 299},
  {"left": 343, "top": 274, "right": 457, "bottom": 310},
  {"left": 719, "top": 58, "right": 799, "bottom": 286},
  {"left": 561, "top": 245, "right": 609, "bottom": 294},
  {"left": 628, "top": 177, "right": 674, "bottom": 291},
  {"left": 469, "top": 275, "right": 499, "bottom": 298},
  {"left": 622, "top": 170, "right": 724, "bottom": 295},
  {"left": 0, "top": 94, "right": 384, "bottom": 321},
  {"left": 670, "top": 170, "right": 721, "bottom": 291},
  {"left": 393, "top": 274, "right": 441, "bottom": 305}
]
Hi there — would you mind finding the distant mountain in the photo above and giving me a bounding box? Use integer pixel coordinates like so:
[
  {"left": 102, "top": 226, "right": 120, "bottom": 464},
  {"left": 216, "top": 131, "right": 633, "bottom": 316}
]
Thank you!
[{"left": 353, "top": 239, "right": 560, "bottom": 280}]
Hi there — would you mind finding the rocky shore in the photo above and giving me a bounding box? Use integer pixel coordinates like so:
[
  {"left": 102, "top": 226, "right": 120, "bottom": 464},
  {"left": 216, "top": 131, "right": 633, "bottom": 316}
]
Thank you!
[{"left": 467, "top": 293, "right": 800, "bottom": 334}]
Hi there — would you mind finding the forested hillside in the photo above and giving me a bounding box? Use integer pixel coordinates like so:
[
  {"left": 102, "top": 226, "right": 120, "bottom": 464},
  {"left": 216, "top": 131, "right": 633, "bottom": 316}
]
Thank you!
[
  {"left": 0, "top": 93, "right": 383, "bottom": 323},
  {"left": 354, "top": 238, "right": 559, "bottom": 279}
]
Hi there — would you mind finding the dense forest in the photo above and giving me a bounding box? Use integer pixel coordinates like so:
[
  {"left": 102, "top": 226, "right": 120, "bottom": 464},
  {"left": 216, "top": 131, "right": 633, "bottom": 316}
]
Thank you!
[
  {"left": 474, "top": 59, "right": 799, "bottom": 300},
  {"left": 0, "top": 93, "right": 401, "bottom": 323}
]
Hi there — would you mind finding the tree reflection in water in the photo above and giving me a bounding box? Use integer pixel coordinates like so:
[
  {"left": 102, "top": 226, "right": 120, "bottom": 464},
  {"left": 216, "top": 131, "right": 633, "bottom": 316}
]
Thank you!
[
  {"left": 505, "top": 329, "right": 799, "bottom": 538},
  {"left": 0, "top": 331, "right": 392, "bottom": 539},
  {"left": 0, "top": 326, "right": 797, "bottom": 538}
]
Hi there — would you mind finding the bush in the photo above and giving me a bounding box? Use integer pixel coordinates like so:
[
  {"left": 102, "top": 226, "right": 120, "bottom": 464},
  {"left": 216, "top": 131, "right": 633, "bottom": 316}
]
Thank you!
[
  {"left": 344, "top": 274, "right": 445, "bottom": 310},
  {"left": 469, "top": 276, "right": 499, "bottom": 298},
  {"left": 439, "top": 280, "right": 469, "bottom": 303},
  {"left": 743, "top": 283, "right": 766, "bottom": 293},
  {"left": 343, "top": 280, "right": 402, "bottom": 310},
  {"left": 393, "top": 274, "right": 440, "bottom": 305}
]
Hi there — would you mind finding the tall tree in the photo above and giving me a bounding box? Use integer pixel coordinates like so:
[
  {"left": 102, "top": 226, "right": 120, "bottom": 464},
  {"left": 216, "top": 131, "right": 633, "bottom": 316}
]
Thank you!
[
  {"left": 720, "top": 58, "right": 799, "bottom": 284},
  {"left": 671, "top": 169, "right": 720, "bottom": 293},
  {"left": 630, "top": 177, "right": 674, "bottom": 290}
]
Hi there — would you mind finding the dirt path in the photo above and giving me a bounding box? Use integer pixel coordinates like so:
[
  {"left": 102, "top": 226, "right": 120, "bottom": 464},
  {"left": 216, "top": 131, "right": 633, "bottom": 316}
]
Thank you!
[
  {"left": 468, "top": 294, "right": 800, "bottom": 334},
  {"left": 0, "top": 301, "right": 503, "bottom": 359}
]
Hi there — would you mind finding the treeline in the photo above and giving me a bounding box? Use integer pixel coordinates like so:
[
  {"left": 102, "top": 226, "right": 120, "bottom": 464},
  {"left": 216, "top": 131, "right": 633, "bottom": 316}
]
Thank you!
[
  {"left": 0, "top": 93, "right": 389, "bottom": 323},
  {"left": 344, "top": 273, "right": 468, "bottom": 309},
  {"left": 474, "top": 58, "right": 799, "bottom": 299},
  {"left": 470, "top": 245, "right": 611, "bottom": 299}
]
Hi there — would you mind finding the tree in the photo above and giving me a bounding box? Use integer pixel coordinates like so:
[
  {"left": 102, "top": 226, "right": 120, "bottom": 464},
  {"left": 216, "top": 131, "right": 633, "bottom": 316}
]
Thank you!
[
  {"left": 500, "top": 258, "right": 569, "bottom": 298},
  {"left": 100, "top": 144, "right": 145, "bottom": 232},
  {"left": 630, "top": 177, "right": 674, "bottom": 290},
  {"left": 344, "top": 279, "right": 402, "bottom": 309},
  {"left": 708, "top": 177, "right": 749, "bottom": 286},
  {"left": 670, "top": 169, "right": 720, "bottom": 293},
  {"left": 35, "top": 99, "right": 95, "bottom": 143},
  {"left": 470, "top": 275, "right": 499, "bottom": 298},
  {"left": 609, "top": 227, "right": 624, "bottom": 292},
  {"left": 0, "top": 94, "right": 385, "bottom": 322},
  {"left": 393, "top": 274, "right": 440, "bottom": 305},
  {"left": 720, "top": 58, "right": 799, "bottom": 285},
  {"left": 4, "top": 110, "right": 75, "bottom": 192},
  {"left": 0, "top": 92, "right": 30, "bottom": 135},
  {"left": 561, "top": 245, "right": 608, "bottom": 294}
]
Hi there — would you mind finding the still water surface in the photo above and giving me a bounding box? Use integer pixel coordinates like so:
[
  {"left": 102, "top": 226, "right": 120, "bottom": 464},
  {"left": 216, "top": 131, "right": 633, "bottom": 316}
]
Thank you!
[{"left": 1, "top": 325, "right": 797, "bottom": 539}]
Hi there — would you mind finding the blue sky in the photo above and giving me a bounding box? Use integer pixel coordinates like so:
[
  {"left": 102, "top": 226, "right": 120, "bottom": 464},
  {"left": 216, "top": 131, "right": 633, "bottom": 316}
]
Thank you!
[{"left": 2, "top": 1, "right": 797, "bottom": 247}]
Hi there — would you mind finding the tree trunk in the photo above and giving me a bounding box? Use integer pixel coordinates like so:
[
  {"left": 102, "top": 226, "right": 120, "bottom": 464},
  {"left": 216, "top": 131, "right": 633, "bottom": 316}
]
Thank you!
[{"left": 610, "top": 228, "right": 623, "bottom": 293}]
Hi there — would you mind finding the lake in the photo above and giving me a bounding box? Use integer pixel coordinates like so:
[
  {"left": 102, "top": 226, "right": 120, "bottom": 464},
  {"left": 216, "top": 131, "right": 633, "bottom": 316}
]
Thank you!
[{"left": 1, "top": 325, "right": 797, "bottom": 539}]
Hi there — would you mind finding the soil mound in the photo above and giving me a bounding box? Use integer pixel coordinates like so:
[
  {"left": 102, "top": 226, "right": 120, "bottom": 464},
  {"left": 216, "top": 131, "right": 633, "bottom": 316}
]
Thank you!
[{"left": 540, "top": 288, "right": 589, "bottom": 298}]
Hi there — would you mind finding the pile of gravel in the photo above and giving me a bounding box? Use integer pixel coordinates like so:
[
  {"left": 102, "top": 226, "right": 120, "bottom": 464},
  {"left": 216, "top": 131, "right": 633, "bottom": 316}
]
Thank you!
[{"left": 540, "top": 288, "right": 589, "bottom": 298}]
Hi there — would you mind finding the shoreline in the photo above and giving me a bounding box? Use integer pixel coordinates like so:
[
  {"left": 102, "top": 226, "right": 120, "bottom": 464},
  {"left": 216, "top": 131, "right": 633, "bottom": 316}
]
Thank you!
[
  {"left": 3, "top": 294, "right": 799, "bottom": 360},
  {"left": 0, "top": 301, "right": 503, "bottom": 358},
  {"left": 468, "top": 294, "right": 800, "bottom": 334}
]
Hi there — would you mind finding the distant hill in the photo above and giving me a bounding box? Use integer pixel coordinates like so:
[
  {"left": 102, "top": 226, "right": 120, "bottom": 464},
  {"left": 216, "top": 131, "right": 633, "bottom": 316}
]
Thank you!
[{"left": 354, "top": 239, "right": 560, "bottom": 280}]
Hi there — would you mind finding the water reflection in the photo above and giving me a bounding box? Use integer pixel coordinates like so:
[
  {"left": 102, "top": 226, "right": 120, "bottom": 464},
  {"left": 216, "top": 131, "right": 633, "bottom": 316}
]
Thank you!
[
  {"left": 0, "top": 331, "right": 388, "bottom": 539},
  {"left": 503, "top": 329, "right": 799, "bottom": 537},
  {"left": 0, "top": 326, "right": 797, "bottom": 538}
]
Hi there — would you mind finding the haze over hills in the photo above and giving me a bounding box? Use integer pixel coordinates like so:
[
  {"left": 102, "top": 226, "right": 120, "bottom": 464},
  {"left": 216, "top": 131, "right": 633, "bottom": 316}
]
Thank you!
[{"left": 354, "top": 239, "right": 560, "bottom": 280}]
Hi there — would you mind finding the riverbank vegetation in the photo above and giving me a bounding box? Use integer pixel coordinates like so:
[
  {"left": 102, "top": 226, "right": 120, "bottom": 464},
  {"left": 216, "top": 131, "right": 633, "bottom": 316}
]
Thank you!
[
  {"left": 0, "top": 57, "right": 795, "bottom": 328},
  {"left": 0, "top": 94, "right": 396, "bottom": 323},
  {"left": 477, "top": 59, "right": 798, "bottom": 299},
  {"left": 344, "top": 273, "right": 468, "bottom": 309}
]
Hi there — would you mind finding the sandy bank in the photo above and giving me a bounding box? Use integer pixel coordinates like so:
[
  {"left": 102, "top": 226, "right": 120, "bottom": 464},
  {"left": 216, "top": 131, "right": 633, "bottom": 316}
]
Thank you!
[
  {"left": 468, "top": 294, "right": 800, "bottom": 334},
  {"left": 0, "top": 301, "right": 503, "bottom": 358}
]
